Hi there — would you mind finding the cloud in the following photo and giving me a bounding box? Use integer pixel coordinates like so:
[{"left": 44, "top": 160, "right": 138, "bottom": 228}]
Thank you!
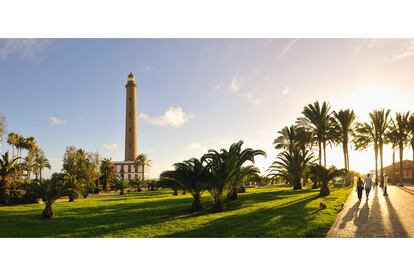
[
  {"left": 49, "top": 116, "right": 66, "bottom": 126},
  {"left": 103, "top": 144, "right": 118, "bottom": 150},
  {"left": 186, "top": 142, "right": 202, "bottom": 150},
  {"left": 0, "top": 39, "right": 51, "bottom": 61},
  {"left": 139, "top": 107, "right": 194, "bottom": 128},
  {"left": 77, "top": 116, "right": 86, "bottom": 124},
  {"left": 384, "top": 39, "right": 414, "bottom": 62},
  {"left": 281, "top": 86, "right": 289, "bottom": 95},
  {"left": 229, "top": 76, "right": 242, "bottom": 92},
  {"left": 243, "top": 90, "right": 265, "bottom": 105},
  {"left": 213, "top": 83, "right": 222, "bottom": 91},
  {"left": 277, "top": 38, "right": 299, "bottom": 58}
]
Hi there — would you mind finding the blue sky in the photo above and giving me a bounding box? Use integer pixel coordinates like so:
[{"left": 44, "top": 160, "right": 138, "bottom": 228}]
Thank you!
[{"left": 1, "top": 39, "right": 414, "bottom": 177}]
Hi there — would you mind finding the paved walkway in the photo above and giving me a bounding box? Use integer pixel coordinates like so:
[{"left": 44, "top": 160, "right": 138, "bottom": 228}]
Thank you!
[{"left": 327, "top": 185, "right": 414, "bottom": 237}]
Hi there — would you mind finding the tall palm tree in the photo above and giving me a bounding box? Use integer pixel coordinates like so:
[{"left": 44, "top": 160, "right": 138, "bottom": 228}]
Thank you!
[
  {"left": 309, "top": 164, "right": 344, "bottom": 196},
  {"left": 267, "top": 149, "right": 314, "bottom": 190},
  {"left": 297, "top": 101, "right": 332, "bottom": 166},
  {"left": 369, "top": 109, "right": 391, "bottom": 186},
  {"left": 15, "top": 133, "right": 25, "bottom": 159},
  {"left": 34, "top": 154, "right": 51, "bottom": 182},
  {"left": 354, "top": 122, "right": 378, "bottom": 184},
  {"left": 273, "top": 125, "right": 297, "bottom": 153},
  {"left": 392, "top": 112, "right": 410, "bottom": 186},
  {"left": 385, "top": 125, "right": 399, "bottom": 186},
  {"left": 331, "top": 109, "right": 356, "bottom": 185},
  {"left": 100, "top": 158, "right": 116, "bottom": 192},
  {"left": 135, "top": 153, "right": 152, "bottom": 180},
  {"left": 160, "top": 158, "right": 210, "bottom": 211},
  {"left": 408, "top": 114, "right": 414, "bottom": 185},
  {"left": 0, "top": 152, "right": 21, "bottom": 204},
  {"left": 6, "top": 132, "right": 18, "bottom": 158}
]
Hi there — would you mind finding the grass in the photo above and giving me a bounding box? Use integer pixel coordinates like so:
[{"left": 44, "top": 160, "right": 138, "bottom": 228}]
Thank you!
[{"left": 0, "top": 186, "right": 352, "bottom": 237}]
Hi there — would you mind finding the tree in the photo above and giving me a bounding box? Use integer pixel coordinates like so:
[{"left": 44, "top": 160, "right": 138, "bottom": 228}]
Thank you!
[
  {"left": 26, "top": 176, "right": 73, "bottom": 219},
  {"left": 354, "top": 122, "right": 378, "bottom": 184},
  {"left": 309, "top": 165, "right": 344, "bottom": 196},
  {"left": 408, "top": 114, "right": 414, "bottom": 185},
  {"left": 273, "top": 125, "right": 297, "bottom": 153},
  {"left": 331, "top": 109, "right": 356, "bottom": 185},
  {"left": 392, "top": 112, "right": 410, "bottom": 186},
  {"left": 369, "top": 109, "right": 391, "bottom": 187},
  {"left": 267, "top": 149, "right": 314, "bottom": 190},
  {"left": 160, "top": 158, "right": 210, "bottom": 211},
  {"left": 0, "top": 152, "right": 21, "bottom": 204},
  {"left": 385, "top": 126, "right": 399, "bottom": 186},
  {"left": 0, "top": 114, "right": 5, "bottom": 149},
  {"left": 34, "top": 153, "right": 51, "bottom": 182},
  {"left": 201, "top": 141, "right": 265, "bottom": 211},
  {"left": 135, "top": 153, "right": 152, "bottom": 180},
  {"left": 112, "top": 179, "right": 130, "bottom": 195},
  {"left": 297, "top": 101, "right": 332, "bottom": 166},
  {"left": 6, "top": 132, "right": 18, "bottom": 158},
  {"left": 100, "top": 158, "right": 116, "bottom": 192}
]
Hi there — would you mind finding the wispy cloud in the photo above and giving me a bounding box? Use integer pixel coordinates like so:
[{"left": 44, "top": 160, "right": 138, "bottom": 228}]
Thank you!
[
  {"left": 243, "top": 90, "right": 265, "bottom": 105},
  {"left": 213, "top": 83, "right": 222, "bottom": 91},
  {"left": 384, "top": 39, "right": 414, "bottom": 62},
  {"left": 281, "top": 86, "right": 289, "bottom": 96},
  {"left": 103, "top": 143, "right": 118, "bottom": 150},
  {"left": 0, "top": 39, "right": 51, "bottom": 62},
  {"left": 49, "top": 116, "right": 66, "bottom": 126},
  {"left": 77, "top": 115, "right": 86, "bottom": 124},
  {"left": 186, "top": 142, "right": 202, "bottom": 150},
  {"left": 277, "top": 39, "right": 299, "bottom": 58},
  {"left": 229, "top": 76, "right": 242, "bottom": 92},
  {"left": 139, "top": 107, "right": 194, "bottom": 128}
]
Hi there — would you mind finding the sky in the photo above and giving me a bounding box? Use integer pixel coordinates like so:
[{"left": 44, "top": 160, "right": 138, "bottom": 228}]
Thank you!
[{"left": 1, "top": 38, "right": 414, "bottom": 178}]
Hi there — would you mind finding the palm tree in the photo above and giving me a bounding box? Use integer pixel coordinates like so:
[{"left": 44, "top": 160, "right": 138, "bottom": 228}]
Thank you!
[
  {"left": 135, "top": 153, "right": 152, "bottom": 180},
  {"left": 0, "top": 152, "right": 21, "bottom": 204},
  {"left": 331, "top": 109, "right": 356, "bottom": 185},
  {"left": 15, "top": 133, "right": 25, "bottom": 159},
  {"left": 297, "top": 101, "right": 332, "bottom": 166},
  {"left": 385, "top": 126, "right": 399, "bottom": 186},
  {"left": 34, "top": 154, "right": 51, "bottom": 182},
  {"left": 408, "top": 114, "right": 414, "bottom": 185},
  {"left": 369, "top": 109, "right": 391, "bottom": 186},
  {"left": 273, "top": 125, "right": 297, "bottom": 153},
  {"left": 392, "top": 112, "right": 410, "bottom": 186},
  {"left": 201, "top": 141, "right": 265, "bottom": 211},
  {"left": 26, "top": 176, "right": 73, "bottom": 219},
  {"left": 160, "top": 158, "right": 210, "bottom": 211},
  {"left": 100, "top": 158, "right": 116, "bottom": 192},
  {"left": 309, "top": 164, "right": 344, "bottom": 196},
  {"left": 6, "top": 132, "right": 19, "bottom": 158},
  {"left": 354, "top": 122, "right": 379, "bottom": 185},
  {"left": 267, "top": 149, "right": 314, "bottom": 190}
]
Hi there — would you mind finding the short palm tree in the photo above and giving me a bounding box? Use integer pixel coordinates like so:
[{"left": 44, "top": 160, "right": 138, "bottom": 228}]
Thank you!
[
  {"left": 268, "top": 149, "right": 314, "bottom": 190},
  {"left": 113, "top": 179, "right": 130, "bottom": 195},
  {"left": 309, "top": 164, "right": 344, "bottom": 196},
  {"left": 202, "top": 141, "right": 265, "bottom": 211},
  {"left": 0, "top": 152, "right": 21, "bottom": 204},
  {"left": 26, "top": 176, "right": 73, "bottom": 219},
  {"left": 297, "top": 101, "right": 332, "bottom": 166},
  {"left": 135, "top": 153, "right": 152, "bottom": 180},
  {"left": 100, "top": 158, "right": 116, "bottom": 192},
  {"left": 392, "top": 112, "right": 410, "bottom": 186},
  {"left": 160, "top": 158, "right": 210, "bottom": 211}
]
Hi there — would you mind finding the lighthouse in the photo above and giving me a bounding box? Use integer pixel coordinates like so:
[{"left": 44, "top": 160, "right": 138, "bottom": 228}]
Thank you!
[{"left": 124, "top": 72, "right": 138, "bottom": 161}]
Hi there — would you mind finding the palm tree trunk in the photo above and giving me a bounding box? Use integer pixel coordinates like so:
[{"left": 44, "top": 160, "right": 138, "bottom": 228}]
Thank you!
[
  {"left": 320, "top": 181, "right": 330, "bottom": 196},
  {"left": 0, "top": 177, "right": 11, "bottom": 204},
  {"left": 42, "top": 202, "right": 54, "bottom": 219},
  {"left": 323, "top": 140, "right": 327, "bottom": 167},
  {"left": 399, "top": 144, "right": 403, "bottom": 186},
  {"left": 379, "top": 142, "right": 384, "bottom": 187},
  {"left": 392, "top": 148, "right": 396, "bottom": 185},
  {"left": 293, "top": 177, "right": 302, "bottom": 190},
  {"left": 39, "top": 169, "right": 43, "bottom": 182},
  {"left": 374, "top": 143, "right": 378, "bottom": 185},
  {"left": 191, "top": 194, "right": 203, "bottom": 211},
  {"left": 318, "top": 140, "right": 322, "bottom": 166},
  {"left": 412, "top": 143, "right": 414, "bottom": 185}
]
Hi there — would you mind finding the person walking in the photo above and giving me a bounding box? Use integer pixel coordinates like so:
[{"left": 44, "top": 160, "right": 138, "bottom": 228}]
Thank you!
[
  {"left": 364, "top": 173, "right": 372, "bottom": 200},
  {"left": 356, "top": 176, "right": 364, "bottom": 202}
]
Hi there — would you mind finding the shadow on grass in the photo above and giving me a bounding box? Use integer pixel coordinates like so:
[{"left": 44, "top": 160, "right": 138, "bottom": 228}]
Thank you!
[{"left": 0, "top": 188, "right": 331, "bottom": 238}]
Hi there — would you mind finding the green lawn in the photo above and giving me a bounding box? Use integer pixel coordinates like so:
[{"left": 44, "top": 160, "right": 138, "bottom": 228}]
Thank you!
[{"left": 0, "top": 186, "right": 351, "bottom": 237}]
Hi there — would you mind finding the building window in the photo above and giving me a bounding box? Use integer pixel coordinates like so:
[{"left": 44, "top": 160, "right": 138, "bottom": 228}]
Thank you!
[
  {"left": 128, "top": 174, "right": 131, "bottom": 180},
  {"left": 123, "top": 165, "right": 128, "bottom": 172},
  {"left": 135, "top": 174, "right": 138, "bottom": 179}
]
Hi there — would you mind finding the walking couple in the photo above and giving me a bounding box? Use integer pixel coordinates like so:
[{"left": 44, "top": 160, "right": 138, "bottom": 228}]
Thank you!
[{"left": 356, "top": 174, "right": 373, "bottom": 202}]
